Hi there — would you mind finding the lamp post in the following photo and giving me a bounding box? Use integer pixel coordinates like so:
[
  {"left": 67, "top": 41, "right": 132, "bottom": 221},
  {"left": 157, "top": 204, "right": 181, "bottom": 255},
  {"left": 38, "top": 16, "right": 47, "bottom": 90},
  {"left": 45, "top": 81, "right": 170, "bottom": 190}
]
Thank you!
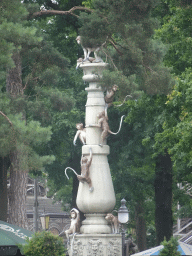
[
  {"left": 40, "top": 214, "right": 50, "bottom": 230},
  {"left": 118, "top": 199, "right": 129, "bottom": 256}
]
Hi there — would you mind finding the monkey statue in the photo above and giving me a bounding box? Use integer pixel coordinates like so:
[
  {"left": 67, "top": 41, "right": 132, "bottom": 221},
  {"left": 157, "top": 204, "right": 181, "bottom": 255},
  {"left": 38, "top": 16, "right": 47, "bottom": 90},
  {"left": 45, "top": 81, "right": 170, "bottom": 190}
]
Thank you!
[
  {"left": 73, "top": 123, "right": 86, "bottom": 146},
  {"left": 104, "top": 84, "right": 118, "bottom": 117},
  {"left": 59, "top": 208, "right": 80, "bottom": 241},
  {"left": 76, "top": 36, "right": 104, "bottom": 64},
  {"left": 105, "top": 85, "right": 119, "bottom": 107},
  {"left": 105, "top": 213, "right": 120, "bottom": 234},
  {"left": 89, "top": 111, "right": 125, "bottom": 147},
  {"left": 78, "top": 147, "right": 93, "bottom": 192},
  {"left": 65, "top": 148, "right": 94, "bottom": 192}
]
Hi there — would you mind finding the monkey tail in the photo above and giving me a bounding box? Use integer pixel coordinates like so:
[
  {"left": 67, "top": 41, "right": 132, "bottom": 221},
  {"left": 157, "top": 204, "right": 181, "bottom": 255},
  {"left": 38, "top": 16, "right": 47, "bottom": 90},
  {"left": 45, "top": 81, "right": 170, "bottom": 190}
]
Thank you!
[
  {"left": 116, "top": 95, "right": 132, "bottom": 107},
  {"left": 65, "top": 167, "right": 78, "bottom": 179},
  {"left": 108, "top": 115, "right": 125, "bottom": 135},
  {"left": 58, "top": 230, "right": 65, "bottom": 236}
]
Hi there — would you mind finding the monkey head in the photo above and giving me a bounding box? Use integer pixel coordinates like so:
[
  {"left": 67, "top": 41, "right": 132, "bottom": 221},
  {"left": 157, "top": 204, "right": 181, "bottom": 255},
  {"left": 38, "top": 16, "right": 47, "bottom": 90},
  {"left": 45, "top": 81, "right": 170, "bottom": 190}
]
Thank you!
[
  {"left": 105, "top": 213, "right": 114, "bottom": 221},
  {"left": 97, "top": 111, "right": 105, "bottom": 118},
  {"left": 97, "top": 111, "right": 108, "bottom": 120},
  {"left": 76, "top": 123, "right": 83, "bottom": 130},
  {"left": 112, "top": 84, "right": 118, "bottom": 91},
  {"left": 70, "top": 208, "right": 79, "bottom": 219},
  {"left": 82, "top": 156, "right": 88, "bottom": 164},
  {"left": 76, "top": 36, "right": 81, "bottom": 45}
]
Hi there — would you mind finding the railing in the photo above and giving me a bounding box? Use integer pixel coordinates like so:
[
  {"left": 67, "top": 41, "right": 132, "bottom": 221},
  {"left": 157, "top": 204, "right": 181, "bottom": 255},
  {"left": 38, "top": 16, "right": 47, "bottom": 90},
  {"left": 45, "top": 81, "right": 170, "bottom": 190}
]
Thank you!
[{"left": 174, "top": 219, "right": 192, "bottom": 244}]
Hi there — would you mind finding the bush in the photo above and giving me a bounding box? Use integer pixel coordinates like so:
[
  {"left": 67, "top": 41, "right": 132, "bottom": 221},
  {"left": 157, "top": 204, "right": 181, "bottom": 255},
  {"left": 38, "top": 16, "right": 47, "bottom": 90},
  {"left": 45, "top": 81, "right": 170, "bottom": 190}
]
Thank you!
[
  {"left": 20, "top": 231, "right": 65, "bottom": 256},
  {"left": 159, "top": 237, "right": 181, "bottom": 256}
]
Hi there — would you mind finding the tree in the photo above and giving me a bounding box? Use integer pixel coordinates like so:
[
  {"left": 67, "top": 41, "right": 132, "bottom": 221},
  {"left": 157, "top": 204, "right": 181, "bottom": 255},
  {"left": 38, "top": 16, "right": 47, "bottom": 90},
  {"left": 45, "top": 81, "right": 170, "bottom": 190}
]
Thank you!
[
  {"left": 0, "top": 0, "right": 177, "bottom": 246},
  {"left": 159, "top": 237, "right": 181, "bottom": 256},
  {"left": 154, "top": 1, "right": 192, "bottom": 219},
  {"left": 39, "top": 0, "right": 174, "bottom": 246},
  {"left": 106, "top": 93, "right": 172, "bottom": 248},
  {"left": 0, "top": 0, "right": 76, "bottom": 226}
]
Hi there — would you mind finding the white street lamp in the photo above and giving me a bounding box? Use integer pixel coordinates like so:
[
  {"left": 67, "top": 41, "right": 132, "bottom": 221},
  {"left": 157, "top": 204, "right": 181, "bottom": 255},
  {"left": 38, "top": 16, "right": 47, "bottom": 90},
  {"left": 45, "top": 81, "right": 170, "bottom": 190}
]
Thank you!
[{"left": 118, "top": 199, "right": 129, "bottom": 256}]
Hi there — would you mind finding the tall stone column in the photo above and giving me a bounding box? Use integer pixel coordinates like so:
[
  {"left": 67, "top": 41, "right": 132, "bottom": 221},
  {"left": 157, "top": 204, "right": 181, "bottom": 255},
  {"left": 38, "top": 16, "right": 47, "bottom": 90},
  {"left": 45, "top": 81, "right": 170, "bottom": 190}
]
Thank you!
[
  {"left": 68, "top": 62, "right": 122, "bottom": 256},
  {"left": 76, "top": 63, "right": 116, "bottom": 234}
]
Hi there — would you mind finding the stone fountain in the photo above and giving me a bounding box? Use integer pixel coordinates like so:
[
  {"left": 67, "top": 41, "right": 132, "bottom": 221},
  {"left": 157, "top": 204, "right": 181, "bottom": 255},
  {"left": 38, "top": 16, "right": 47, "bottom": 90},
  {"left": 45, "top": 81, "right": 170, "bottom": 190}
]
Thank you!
[{"left": 67, "top": 61, "right": 122, "bottom": 256}]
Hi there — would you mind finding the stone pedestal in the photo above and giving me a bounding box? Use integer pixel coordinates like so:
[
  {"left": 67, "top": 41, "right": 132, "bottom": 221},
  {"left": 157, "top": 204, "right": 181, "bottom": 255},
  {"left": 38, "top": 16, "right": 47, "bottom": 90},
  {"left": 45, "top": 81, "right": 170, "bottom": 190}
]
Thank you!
[
  {"left": 68, "top": 234, "right": 122, "bottom": 256},
  {"left": 68, "top": 62, "right": 122, "bottom": 256}
]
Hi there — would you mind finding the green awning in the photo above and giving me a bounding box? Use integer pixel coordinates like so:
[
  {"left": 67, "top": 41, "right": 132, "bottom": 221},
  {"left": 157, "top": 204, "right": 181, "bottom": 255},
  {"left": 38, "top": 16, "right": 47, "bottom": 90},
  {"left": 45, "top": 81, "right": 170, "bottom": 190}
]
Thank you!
[{"left": 0, "top": 220, "right": 33, "bottom": 255}]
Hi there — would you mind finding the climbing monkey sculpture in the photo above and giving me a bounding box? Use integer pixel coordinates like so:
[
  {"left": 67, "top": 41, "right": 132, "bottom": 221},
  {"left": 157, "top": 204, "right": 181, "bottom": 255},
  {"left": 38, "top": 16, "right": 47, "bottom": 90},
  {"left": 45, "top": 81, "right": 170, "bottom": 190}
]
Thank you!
[
  {"left": 104, "top": 84, "right": 132, "bottom": 117},
  {"left": 104, "top": 84, "right": 118, "bottom": 117},
  {"left": 89, "top": 111, "right": 125, "bottom": 147},
  {"left": 73, "top": 123, "right": 86, "bottom": 146},
  {"left": 105, "top": 84, "right": 119, "bottom": 108},
  {"left": 65, "top": 148, "right": 94, "bottom": 192}
]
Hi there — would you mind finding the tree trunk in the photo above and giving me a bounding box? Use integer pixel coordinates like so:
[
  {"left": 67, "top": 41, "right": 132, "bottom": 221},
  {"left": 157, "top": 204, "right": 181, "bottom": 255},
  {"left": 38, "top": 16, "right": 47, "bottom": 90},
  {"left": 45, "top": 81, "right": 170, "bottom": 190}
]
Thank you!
[
  {"left": 0, "top": 157, "right": 10, "bottom": 221},
  {"left": 6, "top": 51, "right": 28, "bottom": 228},
  {"left": 8, "top": 151, "right": 28, "bottom": 228},
  {"left": 135, "top": 202, "right": 147, "bottom": 251},
  {"left": 155, "top": 153, "right": 173, "bottom": 245},
  {"left": 6, "top": 52, "right": 23, "bottom": 96}
]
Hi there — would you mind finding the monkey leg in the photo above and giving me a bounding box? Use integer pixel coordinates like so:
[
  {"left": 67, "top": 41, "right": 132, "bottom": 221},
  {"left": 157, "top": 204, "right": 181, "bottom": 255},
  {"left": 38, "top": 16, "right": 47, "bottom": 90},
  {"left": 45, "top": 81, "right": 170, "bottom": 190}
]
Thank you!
[
  {"left": 100, "top": 131, "right": 108, "bottom": 147},
  {"left": 77, "top": 175, "right": 85, "bottom": 183},
  {"left": 86, "top": 177, "right": 94, "bottom": 192}
]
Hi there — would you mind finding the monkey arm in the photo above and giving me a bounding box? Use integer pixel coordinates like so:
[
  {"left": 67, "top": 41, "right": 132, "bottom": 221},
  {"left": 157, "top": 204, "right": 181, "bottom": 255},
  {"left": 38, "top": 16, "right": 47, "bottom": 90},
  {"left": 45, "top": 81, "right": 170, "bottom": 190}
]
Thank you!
[
  {"left": 89, "top": 123, "right": 101, "bottom": 127},
  {"left": 81, "top": 155, "right": 83, "bottom": 165},
  {"left": 89, "top": 117, "right": 104, "bottom": 127},
  {"left": 88, "top": 148, "right": 92, "bottom": 166},
  {"left": 73, "top": 131, "right": 80, "bottom": 146}
]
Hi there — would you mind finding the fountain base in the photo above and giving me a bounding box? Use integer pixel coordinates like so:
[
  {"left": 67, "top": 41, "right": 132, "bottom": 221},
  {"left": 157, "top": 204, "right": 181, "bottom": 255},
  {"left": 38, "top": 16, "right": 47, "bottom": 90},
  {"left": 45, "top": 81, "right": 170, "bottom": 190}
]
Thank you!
[{"left": 68, "top": 233, "right": 122, "bottom": 256}]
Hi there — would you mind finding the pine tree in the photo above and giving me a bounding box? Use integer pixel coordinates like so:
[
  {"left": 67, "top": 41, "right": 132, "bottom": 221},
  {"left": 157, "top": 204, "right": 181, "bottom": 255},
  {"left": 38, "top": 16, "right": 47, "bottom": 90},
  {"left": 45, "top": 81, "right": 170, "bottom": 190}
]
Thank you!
[
  {"left": 159, "top": 237, "right": 181, "bottom": 256},
  {"left": 0, "top": 0, "right": 75, "bottom": 226}
]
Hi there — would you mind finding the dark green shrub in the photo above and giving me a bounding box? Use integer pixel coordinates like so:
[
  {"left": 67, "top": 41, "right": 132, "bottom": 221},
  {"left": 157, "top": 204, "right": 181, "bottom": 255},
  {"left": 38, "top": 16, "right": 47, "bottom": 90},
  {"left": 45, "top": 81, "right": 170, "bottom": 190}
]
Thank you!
[{"left": 20, "top": 231, "right": 65, "bottom": 256}]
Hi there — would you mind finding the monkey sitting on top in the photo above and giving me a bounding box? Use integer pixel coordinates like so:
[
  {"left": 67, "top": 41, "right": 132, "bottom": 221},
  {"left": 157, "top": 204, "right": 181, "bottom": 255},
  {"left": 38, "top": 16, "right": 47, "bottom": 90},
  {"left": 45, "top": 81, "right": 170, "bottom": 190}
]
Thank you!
[{"left": 76, "top": 36, "right": 104, "bottom": 65}]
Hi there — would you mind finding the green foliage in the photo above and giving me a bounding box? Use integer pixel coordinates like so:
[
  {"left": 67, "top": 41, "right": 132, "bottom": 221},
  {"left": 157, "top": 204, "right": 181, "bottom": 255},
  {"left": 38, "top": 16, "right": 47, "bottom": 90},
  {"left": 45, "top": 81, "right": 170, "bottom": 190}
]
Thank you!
[
  {"left": 159, "top": 237, "right": 181, "bottom": 256},
  {"left": 107, "top": 95, "right": 167, "bottom": 242},
  {"left": 0, "top": 0, "right": 84, "bottom": 210},
  {"left": 20, "top": 231, "right": 65, "bottom": 256},
  {"left": 155, "top": 3, "right": 192, "bottom": 75},
  {"left": 154, "top": 69, "right": 192, "bottom": 182},
  {"left": 153, "top": 1, "right": 192, "bottom": 220},
  {"left": 79, "top": 0, "right": 173, "bottom": 96}
]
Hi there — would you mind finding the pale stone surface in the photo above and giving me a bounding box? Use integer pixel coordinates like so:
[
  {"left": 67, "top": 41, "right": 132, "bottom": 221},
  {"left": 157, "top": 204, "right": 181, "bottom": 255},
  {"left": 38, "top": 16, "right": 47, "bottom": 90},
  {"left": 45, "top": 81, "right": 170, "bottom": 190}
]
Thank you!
[
  {"left": 69, "top": 62, "right": 121, "bottom": 256},
  {"left": 76, "top": 63, "right": 116, "bottom": 234},
  {"left": 80, "top": 214, "right": 112, "bottom": 234},
  {"left": 68, "top": 234, "right": 122, "bottom": 256}
]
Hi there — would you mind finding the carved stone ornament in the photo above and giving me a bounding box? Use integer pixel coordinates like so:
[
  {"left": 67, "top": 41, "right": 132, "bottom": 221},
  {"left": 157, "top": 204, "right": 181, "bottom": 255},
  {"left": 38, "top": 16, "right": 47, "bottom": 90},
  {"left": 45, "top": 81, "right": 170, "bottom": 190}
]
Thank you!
[
  {"left": 87, "top": 239, "right": 104, "bottom": 256},
  {"left": 71, "top": 239, "right": 83, "bottom": 256},
  {"left": 107, "top": 239, "right": 121, "bottom": 256}
]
